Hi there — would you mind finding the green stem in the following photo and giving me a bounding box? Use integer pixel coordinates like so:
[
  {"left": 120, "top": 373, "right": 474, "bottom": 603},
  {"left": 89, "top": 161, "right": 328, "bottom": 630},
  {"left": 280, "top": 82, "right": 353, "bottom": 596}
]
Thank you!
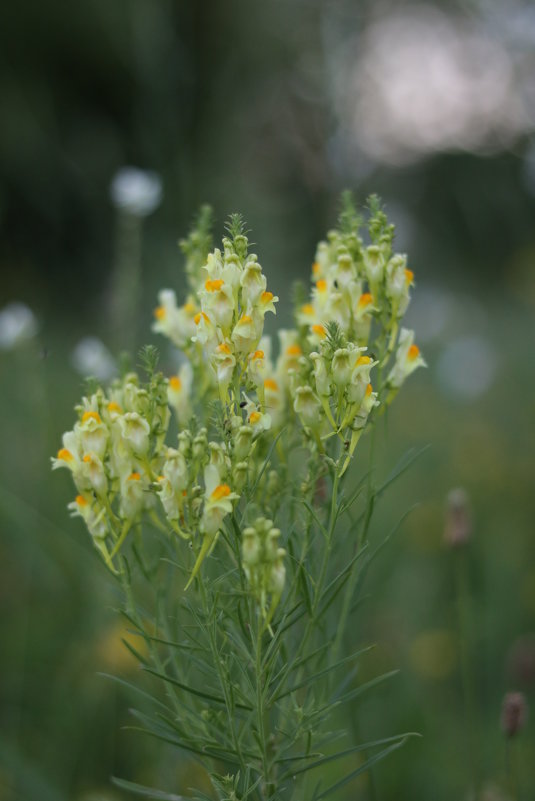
[
  {"left": 332, "top": 418, "right": 377, "bottom": 662},
  {"left": 505, "top": 737, "right": 519, "bottom": 801},
  {"left": 117, "top": 556, "right": 182, "bottom": 720},
  {"left": 255, "top": 615, "right": 272, "bottom": 799},
  {"left": 110, "top": 520, "right": 131, "bottom": 559},
  {"left": 197, "top": 572, "right": 253, "bottom": 797},
  {"left": 455, "top": 549, "right": 479, "bottom": 797},
  {"left": 288, "top": 465, "right": 341, "bottom": 679}
]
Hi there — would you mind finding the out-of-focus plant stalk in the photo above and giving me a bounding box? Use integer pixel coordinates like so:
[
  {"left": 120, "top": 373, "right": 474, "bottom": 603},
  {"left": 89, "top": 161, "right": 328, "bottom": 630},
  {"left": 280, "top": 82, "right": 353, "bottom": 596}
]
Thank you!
[
  {"left": 109, "top": 210, "right": 143, "bottom": 351},
  {"left": 455, "top": 547, "right": 479, "bottom": 798}
]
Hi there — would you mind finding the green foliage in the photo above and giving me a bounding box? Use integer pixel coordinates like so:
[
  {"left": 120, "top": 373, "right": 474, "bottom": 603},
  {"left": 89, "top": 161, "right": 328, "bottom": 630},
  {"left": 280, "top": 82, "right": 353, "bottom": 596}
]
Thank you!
[
  {"left": 367, "top": 195, "right": 395, "bottom": 250},
  {"left": 138, "top": 344, "right": 160, "bottom": 378},
  {"left": 180, "top": 205, "right": 215, "bottom": 291},
  {"left": 104, "top": 436, "right": 421, "bottom": 800}
]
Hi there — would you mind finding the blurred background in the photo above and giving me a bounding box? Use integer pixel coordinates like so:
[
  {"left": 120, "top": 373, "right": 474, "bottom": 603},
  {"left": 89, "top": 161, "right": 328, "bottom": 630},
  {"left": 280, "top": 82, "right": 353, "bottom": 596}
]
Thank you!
[{"left": 1, "top": 0, "right": 534, "bottom": 799}]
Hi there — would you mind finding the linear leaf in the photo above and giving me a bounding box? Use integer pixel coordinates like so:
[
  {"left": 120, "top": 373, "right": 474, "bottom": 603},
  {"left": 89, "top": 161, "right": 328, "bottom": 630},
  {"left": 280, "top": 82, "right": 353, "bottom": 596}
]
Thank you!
[
  {"left": 112, "top": 777, "right": 186, "bottom": 800},
  {"left": 377, "top": 444, "right": 430, "bottom": 498},
  {"left": 97, "top": 672, "right": 168, "bottom": 711},
  {"left": 332, "top": 669, "right": 399, "bottom": 706},
  {"left": 280, "top": 732, "right": 418, "bottom": 781},
  {"left": 272, "top": 645, "right": 373, "bottom": 703},
  {"left": 248, "top": 426, "right": 287, "bottom": 499},
  {"left": 315, "top": 736, "right": 412, "bottom": 799},
  {"left": 142, "top": 666, "right": 252, "bottom": 710}
]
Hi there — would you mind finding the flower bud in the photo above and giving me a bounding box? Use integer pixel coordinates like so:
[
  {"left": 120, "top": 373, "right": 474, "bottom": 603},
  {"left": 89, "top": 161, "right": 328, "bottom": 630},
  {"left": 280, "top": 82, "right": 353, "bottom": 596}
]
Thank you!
[
  {"left": 501, "top": 692, "right": 528, "bottom": 737},
  {"left": 192, "top": 429, "right": 208, "bottom": 461},
  {"left": 178, "top": 429, "right": 192, "bottom": 456},
  {"left": 364, "top": 245, "right": 385, "bottom": 285},
  {"left": 444, "top": 488, "right": 472, "bottom": 548},
  {"left": 293, "top": 386, "right": 321, "bottom": 428},
  {"left": 265, "top": 528, "right": 281, "bottom": 561},
  {"left": 269, "top": 549, "right": 286, "bottom": 597},
  {"left": 209, "top": 442, "right": 228, "bottom": 472},
  {"left": 333, "top": 253, "right": 354, "bottom": 288},
  {"left": 241, "top": 261, "right": 267, "bottom": 306},
  {"left": 163, "top": 448, "right": 188, "bottom": 492},
  {"left": 118, "top": 412, "right": 150, "bottom": 456},
  {"left": 331, "top": 348, "right": 353, "bottom": 388},
  {"left": 311, "top": 352, "right": 331, "bottom": 397},
  {"left": 234, "top": 426, "right": 253, "bottom": 460},
  {"left": 242, "top": 527, "right": 261, "bottom": 566},
  {"left": 385, "top": 254, "right": 408, "bottom": 302},
  {"left": 234, "top": 461, "right": 249, "bottom": 491},
  {"left": 266, "top": 470, "right": 279, "bottom": 496}
]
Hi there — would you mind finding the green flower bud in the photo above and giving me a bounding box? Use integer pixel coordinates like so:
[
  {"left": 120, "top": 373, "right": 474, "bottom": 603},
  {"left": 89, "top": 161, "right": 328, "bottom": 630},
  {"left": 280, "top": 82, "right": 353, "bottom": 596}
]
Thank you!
[
  {"left": 266, "top": 470, "right": 279, "bottom": 496},
  {"left": 293, "top": 386, "right": 321, "bottom": 428},
  {"left": 265, "top": 527, "right": 281, "bottom": 561},
  {"left": 234, "top": 425, "right": 253, "bottom": 460},
  {"left": 234, "top": 461, "right": 249, "bottom": 491},
  {"left": 242, "top": 527, "right": 261, "bottom": 566},
  {"left": 178, "top": 429, "right": 192, "bottom": 455},
  {"left": 192, "top": 428, "right": 208, "bottom": 460}
]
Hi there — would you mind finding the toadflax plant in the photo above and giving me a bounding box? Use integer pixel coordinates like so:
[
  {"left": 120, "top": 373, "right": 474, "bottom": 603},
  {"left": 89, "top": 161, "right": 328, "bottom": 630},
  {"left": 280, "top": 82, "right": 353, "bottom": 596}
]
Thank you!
[{"left": 52, "top": 195, "right": 425, "bottom": 800}]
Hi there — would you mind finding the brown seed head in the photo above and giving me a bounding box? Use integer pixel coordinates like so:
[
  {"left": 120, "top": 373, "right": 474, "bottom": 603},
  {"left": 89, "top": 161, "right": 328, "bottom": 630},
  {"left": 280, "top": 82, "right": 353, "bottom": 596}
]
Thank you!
[
  {"left": 500, "top": 691, "right": 528, "bottom": 737},
  {"left": 444, "top": 488, "right": 472, "bottom": 548}
]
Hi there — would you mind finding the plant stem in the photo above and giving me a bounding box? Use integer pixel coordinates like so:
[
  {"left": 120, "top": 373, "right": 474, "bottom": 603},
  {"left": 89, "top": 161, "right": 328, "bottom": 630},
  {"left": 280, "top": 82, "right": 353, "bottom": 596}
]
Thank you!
[
  {"left": 505, "top": 737, "right": 519, "bottom": 801},
  {"left": 196, "top": 572, "right": 252, "bottom": 794},
  {"left": 331, "top": 419, "right": 376, "bottom": 662},
  {"left": 255, "top": 615, "right": 273, "bottom": 800},
  {"left": 455, "top": 549, "right": 479, "bottom": 798}
]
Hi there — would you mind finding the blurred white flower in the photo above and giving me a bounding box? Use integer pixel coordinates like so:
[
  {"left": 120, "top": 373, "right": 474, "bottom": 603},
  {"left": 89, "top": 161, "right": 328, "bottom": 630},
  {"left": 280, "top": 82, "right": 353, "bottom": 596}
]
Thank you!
[
  {"left": 0, "top": 302, "right": 38, "bottom": 350},
  {"left": 72, "top": 337, "right": 117, "bottom": 381},
  {"left": 436, "top": 336, "right": 497, "bottom": 401},
  {"left": 333, "top": 5, "right": 534, "bottom": 165},
  {"left": 110, "top": 167, "right": 163, "bottom": 217}
]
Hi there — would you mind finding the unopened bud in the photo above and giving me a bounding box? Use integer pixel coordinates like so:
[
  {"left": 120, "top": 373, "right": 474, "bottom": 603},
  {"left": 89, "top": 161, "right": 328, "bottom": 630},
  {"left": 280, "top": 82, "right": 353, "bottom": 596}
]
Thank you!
[
  {"left": 234, "top": 461, "right": 249, "bottom": 491},
  {"left": 265, "top": 528, "right": 281, "bottom": 561},
  {"left": 178, "top": 429, "right": 192, "bottom": 455},
  {"left": 501, "top": 691, "right": 528, "bottom": 737},
  {"left": 242, "top": 528, "right": 261, "bottom": 566},
  {"left": 269, "top": 549, "right": 286, "bottom": 597},
  {"left": 209, "top": 442, "right": 227, "bottom": 471},
  {"left": 234, "top": 426, "right": 253, "bottom": 460},
  {"left": 192, "top": 429, "right": 208, "bottom": 460},
  {"left": 266, "top": 470, "right": 279, "bottom": 495},
  {"left": 444, "top": 488, "right": 472, "bottom": 547}
]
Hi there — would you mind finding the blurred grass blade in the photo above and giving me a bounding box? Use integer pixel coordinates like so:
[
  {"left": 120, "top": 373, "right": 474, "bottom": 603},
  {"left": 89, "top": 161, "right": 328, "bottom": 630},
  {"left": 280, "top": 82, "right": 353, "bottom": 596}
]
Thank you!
[
  {"left": 112, "top": 776, "right": 186, "bottom": 799},
  {"left": 377, "top": 444, "right": 430, "bottom": 498}
]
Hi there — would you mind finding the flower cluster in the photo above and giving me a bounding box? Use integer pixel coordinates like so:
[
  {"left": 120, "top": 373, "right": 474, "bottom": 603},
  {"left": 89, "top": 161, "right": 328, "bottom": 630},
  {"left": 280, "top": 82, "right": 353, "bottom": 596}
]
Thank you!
[
  {"left": 52, "top": 365, "right": 169, "bottom": 570},
  {"left": 53, "top": 197, "right": 425, "bottom": 604}
]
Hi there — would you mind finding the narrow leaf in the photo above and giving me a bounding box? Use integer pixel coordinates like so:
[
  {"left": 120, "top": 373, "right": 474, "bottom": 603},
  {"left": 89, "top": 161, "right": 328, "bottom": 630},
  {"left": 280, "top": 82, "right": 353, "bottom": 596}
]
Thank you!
[
  {"left": 315, "top": 736, "right": 411, "bottom": 799},
  {"left": 112, "top": 777, "right": 186, "bottom": 800},
  {"left": 142, "top": 666, "right": 252, "bottom": 710}
]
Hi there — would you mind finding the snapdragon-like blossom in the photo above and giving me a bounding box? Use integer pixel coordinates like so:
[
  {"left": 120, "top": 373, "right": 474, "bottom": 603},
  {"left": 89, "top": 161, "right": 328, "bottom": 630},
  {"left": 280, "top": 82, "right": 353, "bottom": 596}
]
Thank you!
[{"left": 53, "top": 200, "right": 425, "bottom": 605}]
